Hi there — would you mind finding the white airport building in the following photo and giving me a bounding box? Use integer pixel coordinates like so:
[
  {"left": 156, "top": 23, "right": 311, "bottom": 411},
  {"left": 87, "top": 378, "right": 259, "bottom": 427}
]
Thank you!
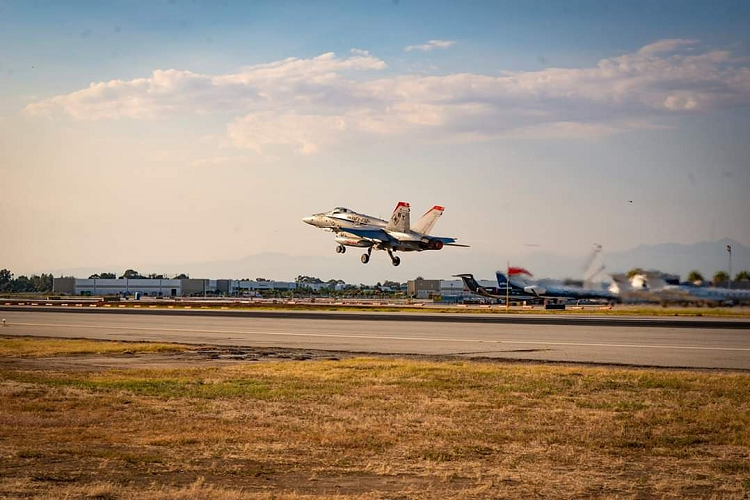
[
  {"left": 53, "top": 278, "right": 219, "bottom": 297},
  {"left": 53, "top": 277, "right": 300, "bottom": 297}
]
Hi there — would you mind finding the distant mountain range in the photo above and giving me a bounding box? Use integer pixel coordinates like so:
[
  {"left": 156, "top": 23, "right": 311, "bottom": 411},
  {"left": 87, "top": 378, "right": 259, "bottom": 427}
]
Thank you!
[
  {"left": 46, "top": 238, "right": 749, "bottom": 285},
  {"left": 603, "top": 238, "right": 748, "bottom": 279}
]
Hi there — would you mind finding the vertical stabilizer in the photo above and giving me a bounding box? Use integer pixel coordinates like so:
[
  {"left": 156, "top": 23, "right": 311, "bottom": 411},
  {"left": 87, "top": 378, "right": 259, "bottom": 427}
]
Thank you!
[
  {"left": 496, "top": 271, "right": 508, "bottom": 286},
  {"left": 412, "top": 205, "right": 444, "bottom": 235},
  {"left": 496, "top": 272, "right": 524, "bottom": 291},
  {"left": 455, "top": 274, "right": 480, "bottom": 292},
  {"left": 386, "top": 202, "right": 410, "bottom": 233}
]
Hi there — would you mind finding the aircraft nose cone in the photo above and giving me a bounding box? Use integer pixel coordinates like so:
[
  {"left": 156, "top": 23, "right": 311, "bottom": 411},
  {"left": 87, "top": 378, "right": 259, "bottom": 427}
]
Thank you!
[{"left": 302, "top": 216, "right": 315, "bottom": 225}]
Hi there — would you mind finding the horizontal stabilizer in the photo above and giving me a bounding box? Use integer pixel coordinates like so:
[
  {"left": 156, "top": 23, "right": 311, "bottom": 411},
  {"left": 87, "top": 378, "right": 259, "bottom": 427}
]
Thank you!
[{"left": 433, "top": 236, "right": 468, "bottom": 247}]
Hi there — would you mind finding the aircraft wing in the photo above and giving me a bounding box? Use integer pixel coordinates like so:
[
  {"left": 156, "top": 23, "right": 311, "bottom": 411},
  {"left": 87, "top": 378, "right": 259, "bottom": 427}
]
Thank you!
[{"left": 339, "top": 227, "right": 393, "bottom": 243}]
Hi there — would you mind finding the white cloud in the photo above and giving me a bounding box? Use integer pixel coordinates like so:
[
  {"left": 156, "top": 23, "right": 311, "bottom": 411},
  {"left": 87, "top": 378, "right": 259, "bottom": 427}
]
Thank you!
[
  {"left": 25, "top": 52, "right": 386, "bottom": 120},
  {"left": 227, "top": 112, "right": 347, "bottom": 156},
  {"left": 404, "top": 40, "right": 456, "bottom": 52},
  {"left": 25, "top": 40, "right": 750, "bottom": 155},
  {"left": 637, "top": 38, "right": 699, "bottom": 55}
]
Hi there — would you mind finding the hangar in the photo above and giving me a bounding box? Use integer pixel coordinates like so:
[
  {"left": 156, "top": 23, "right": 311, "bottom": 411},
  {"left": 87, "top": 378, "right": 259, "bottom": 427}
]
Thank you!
[
  {"left": 52, "top": 277, "right": 216, "bottom": 297},
  {"left": 52, "top": 277, "right": 298, "bottom": 297}
]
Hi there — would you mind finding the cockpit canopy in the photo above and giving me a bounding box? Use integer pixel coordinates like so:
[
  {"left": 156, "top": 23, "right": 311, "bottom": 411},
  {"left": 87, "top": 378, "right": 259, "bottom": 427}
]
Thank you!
[{"left": 330, "top": 207, "right": 350, "bottom": 214}]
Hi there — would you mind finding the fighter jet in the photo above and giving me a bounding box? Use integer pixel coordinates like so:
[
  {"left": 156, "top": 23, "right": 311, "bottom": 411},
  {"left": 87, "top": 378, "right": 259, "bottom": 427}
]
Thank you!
[{"left": 303, "top": 202, "right": 467, "bottom": 266}]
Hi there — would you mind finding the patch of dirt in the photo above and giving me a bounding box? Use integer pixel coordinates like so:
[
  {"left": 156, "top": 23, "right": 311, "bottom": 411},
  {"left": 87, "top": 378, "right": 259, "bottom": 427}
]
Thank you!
[
  {"left": 4, "top": 451, "right": 473, "bottom": 497},
  {"left": 0, "top": 346, "right": 350, "bottom": 371}
]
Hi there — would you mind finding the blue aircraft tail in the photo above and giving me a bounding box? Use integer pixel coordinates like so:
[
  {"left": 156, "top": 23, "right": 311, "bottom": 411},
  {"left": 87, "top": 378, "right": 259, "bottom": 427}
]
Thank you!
[{"left": 496, "top": 271, "right": 524, "bottom": 291}]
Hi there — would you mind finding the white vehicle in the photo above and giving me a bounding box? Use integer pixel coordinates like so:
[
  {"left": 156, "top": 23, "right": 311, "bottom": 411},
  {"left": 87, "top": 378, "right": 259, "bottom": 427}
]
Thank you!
[{"left": 303, "top": 202, "right": 467, "bottom": 266}]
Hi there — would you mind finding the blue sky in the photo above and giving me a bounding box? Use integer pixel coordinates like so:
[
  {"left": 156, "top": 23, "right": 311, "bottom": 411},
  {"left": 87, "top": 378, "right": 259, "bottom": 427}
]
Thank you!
[{"left": 1, "top": 0, "right": 749, "bottom": 279}]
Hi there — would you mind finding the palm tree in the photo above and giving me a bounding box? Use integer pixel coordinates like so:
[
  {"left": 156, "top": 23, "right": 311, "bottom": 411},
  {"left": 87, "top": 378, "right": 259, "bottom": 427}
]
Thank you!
[
  {"left": 687, "top": 270, "right": 704, "bottom": 284},
  {"left": 712, "top": 271, "right": 729, "bottom": 286},
  {"left": 735, "top": 270, "right": 750, "bottom": 281}
]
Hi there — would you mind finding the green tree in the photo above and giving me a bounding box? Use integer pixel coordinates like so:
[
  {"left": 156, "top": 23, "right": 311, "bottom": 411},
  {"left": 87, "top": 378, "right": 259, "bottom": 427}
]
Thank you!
[
  {"left": 713, "top": 271, "right": 729, "bottom": 285},
  {"left": 627, "top": 268, "right": 644, "bottom": 279},
  {"left": 11, "top": 275, "right": 34, "bottom": 292},
  {"left": 0, "top": 269, "right": 12, "bottom": 291},
  {"left": 29, "top": 274, "right": 53, "bottom": 292},
  {"left": 120, "top": 269, "right": 144, "bottom": 279},
  {"left": 148, "top": 273, "right": 165, "bottom": 279},
  {"left": 296, "top": 275, "right": 323, "bottom": 285},
  {"left": 42, "top": 273, "right": 53, "bottom": 292},
  {"left": 88, "top": 274, "right": 100, "bottom": 279},
  {"left": 100, "top": 272, "right": 116, "bottom": 279},
  {"left": 735, "top": 270, "right": 750, "bottom": 281},
  {"left": 173, "top": 273, "right": 189, "bottom": 279},
  {"left": 687, "top": 270, "right": 704, "bottom": 284}
]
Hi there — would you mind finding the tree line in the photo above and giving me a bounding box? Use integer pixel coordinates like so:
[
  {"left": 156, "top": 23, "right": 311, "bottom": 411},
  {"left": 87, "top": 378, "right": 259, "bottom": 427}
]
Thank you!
[
  {"left": 0, "top": 269, "right": 54, "bottom": 293},
  {"left": 0, "top": 269, "right": 194, "bottom": 293},
  {"left": 88, "top": 270, "right": 189, "bottom": 280},
  {"left": 686, "top": 270, "right": 750, "bottom": 285}
]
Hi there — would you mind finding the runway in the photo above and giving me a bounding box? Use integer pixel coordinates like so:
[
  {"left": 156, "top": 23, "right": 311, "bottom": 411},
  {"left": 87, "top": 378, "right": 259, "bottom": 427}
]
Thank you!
[{"left": 1, "top": 309, "right": 749, "bottom": 369}]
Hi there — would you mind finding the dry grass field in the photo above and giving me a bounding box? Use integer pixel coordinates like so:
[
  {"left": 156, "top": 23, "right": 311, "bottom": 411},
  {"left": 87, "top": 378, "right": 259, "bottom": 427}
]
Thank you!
[{"left": 0, "top": 337, "right": 748, "bottom": 499}]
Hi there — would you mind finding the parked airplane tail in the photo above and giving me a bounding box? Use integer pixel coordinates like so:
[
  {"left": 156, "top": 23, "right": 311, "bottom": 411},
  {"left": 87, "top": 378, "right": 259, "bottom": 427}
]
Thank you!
[
  {"left": 412, "top": 205, "right": 444, "bottom": 235},
  {"left": 496, "top": 272, "right": 525, "bottom": 291},
  {"left": 454, "top": 274, "right": 480, "bottom": 292},
  {"left": 386, "top": 202, "right": 410, "bottom": 233}
]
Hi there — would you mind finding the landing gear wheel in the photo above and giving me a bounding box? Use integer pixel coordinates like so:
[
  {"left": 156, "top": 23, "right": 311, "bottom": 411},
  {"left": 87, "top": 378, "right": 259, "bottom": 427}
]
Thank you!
[
  {"left": 361, "top": 253, "right": 370, "bottom": 264},
  {"left": 391, "top": 256, "right": 401, "bottom": 267},
  {"left": 336, "top": 245, "right": 346, "bottom": 254}
]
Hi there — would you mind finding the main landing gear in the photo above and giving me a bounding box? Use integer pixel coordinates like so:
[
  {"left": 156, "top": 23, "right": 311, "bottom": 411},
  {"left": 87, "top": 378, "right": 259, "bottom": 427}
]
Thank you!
[
  {"left": 361, "top": 247, "right": 372, "bottom": 264},
  {"left": 335, "top": 245, "right": 346, "bottom": 254},
  {"left": 387, "top": 248, "right": 400, "bottom": 267},
  {"left": 360, "top": 247, "right": 400, "bottom": 266}
]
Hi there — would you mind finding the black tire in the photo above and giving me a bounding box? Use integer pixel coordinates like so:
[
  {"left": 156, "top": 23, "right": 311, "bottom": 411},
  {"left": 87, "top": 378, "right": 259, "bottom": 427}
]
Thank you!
[
  {"left": 392, "top": 256, "right": 400, "bottom": 267},
  {"left": 361, "top": 254, "right": 370, "bottom": 264}
]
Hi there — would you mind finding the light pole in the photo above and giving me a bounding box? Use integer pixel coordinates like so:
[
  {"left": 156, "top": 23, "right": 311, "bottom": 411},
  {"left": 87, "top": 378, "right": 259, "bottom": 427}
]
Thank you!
[
  {"left": 506, "top": 262, "right": 510, "bottom": 312},
  {"left": 727, "top": 245, "right": 732, "bottom": 289}
]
